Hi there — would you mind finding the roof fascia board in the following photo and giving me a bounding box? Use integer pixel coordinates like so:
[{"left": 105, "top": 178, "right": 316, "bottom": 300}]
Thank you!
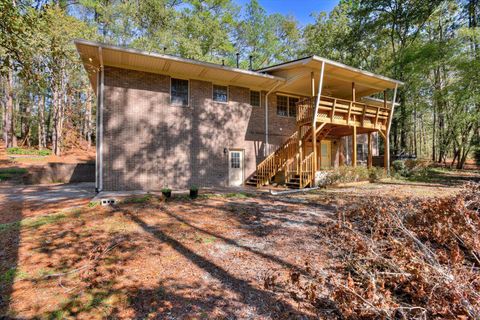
[
  {"left": 312, "top": 56, "right": 404, "bottom": 86},
  {"left": 74, "top": 39, "right": 286, "bottom": 83}
]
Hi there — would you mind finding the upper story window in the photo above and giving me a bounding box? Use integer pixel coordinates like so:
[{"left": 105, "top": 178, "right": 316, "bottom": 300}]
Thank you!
[
  {"left": 213, "top": 85, "right": 228, "bottom": 103},
  {"left": 276, "top": 95, "right": 288, "bottom": 116},
  {"left": 250, "top": 90, "right": 260, "bottom": 107},
  {"left": 289, "top": 97, "right": 299, "bottom": 117},
  {"left": 277, "top": 94, "right": 299, "bottom": 117},
  {"left": 171, "top": 78, "right": 189, "bottom": 107}
]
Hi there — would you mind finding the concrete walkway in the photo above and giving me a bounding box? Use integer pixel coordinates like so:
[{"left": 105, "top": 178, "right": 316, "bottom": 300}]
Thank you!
[{"left": 0, "top": 182, "right": 95, "bottom": 205}]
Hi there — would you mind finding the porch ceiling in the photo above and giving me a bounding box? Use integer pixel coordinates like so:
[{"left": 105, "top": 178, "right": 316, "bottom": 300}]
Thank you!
[{"left": 257, "top": 56, "right": 403, "bottom": 99}]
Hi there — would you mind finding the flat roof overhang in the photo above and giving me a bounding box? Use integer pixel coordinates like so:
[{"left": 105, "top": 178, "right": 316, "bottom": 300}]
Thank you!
[
  {"left": 74, "top": 39, "right": 286, "bottom": 94},
  {"left": 257, "top": 56, "right": 403, "bottom": 99}
]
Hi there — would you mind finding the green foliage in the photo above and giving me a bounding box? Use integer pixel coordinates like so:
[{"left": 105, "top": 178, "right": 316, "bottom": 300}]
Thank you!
[
  {"left": 161, "top": 188, "right": 171, "bottom": 193},
  {"left": 475, "top": 148, "right": 480, "bottom": 165},
  {"left": 7, "top": 147, "right": 51, "bottom": 156},
  {"left": 190, "top": 185, "right": 198, "bottom": 192},
  {"left": 122, "top": 195, "right": 153, "bottom": 204},
  {"left": 392, "top": 160, "right": 409, "bottom": 177},
  {"left": 0, "top": 167, "right": 28, "bottom": 181}
]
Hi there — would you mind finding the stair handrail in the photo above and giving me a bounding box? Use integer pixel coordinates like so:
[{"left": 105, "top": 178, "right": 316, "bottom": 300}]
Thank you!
[
  {"left": 300, "top": 152, "right": 315, "bottom": 188},
  {"left": 255, "top": 130, "right": 298, "bottom": 186}
]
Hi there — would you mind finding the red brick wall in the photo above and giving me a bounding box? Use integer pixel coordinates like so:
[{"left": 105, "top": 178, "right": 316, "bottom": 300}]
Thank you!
[{"left": 101, "top": 66, "right": 297, "bottom": 190}]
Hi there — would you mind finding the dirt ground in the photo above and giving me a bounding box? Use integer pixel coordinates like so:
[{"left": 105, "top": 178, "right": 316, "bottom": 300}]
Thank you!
[
  {"left": 0, "top": 144, "right": 95, "bottom": 168},
  {"left": 0, "top": 170, "right": 479, "bottom": 319}
]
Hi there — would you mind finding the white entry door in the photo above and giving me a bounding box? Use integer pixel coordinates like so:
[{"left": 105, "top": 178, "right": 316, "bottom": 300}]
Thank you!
[{"left": 228, "top": 150, "right": 244, "bottom": 186}]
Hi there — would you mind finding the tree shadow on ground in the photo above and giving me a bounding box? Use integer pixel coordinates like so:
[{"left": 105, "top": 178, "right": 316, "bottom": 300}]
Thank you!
[{"left": 120, "top": 207, "right": 313, "bottom": 319}]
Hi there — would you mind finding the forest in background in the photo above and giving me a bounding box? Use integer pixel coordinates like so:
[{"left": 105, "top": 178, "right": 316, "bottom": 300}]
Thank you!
[{"left": 0, "top": 0, "right": 479, "bottom": 168}]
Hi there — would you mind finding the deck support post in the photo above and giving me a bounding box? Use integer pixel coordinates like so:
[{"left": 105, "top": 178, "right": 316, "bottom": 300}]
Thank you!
[
  {"left": 352, "top": 122, "right": 357, "bottom": 167},
  {"left": 385, "top": 85, "right": 398, "bottom": 175},
  {"left": 367, "top": 132, "right": 373, "bottom": 169},
  {"left": 313, "top": 62, "right": 325, "bottom": 174}
]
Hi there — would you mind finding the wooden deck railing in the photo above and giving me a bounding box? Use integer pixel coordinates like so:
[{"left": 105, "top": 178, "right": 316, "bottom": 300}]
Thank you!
[
  {"left": 255, "top": 130, "right": 298, "bottom": 186},
  {"left": 296, "top": 95, "right": 391, "bottom": 130},
  {"left": 300, "top": 152, "right": 315, "bottom": 188}
]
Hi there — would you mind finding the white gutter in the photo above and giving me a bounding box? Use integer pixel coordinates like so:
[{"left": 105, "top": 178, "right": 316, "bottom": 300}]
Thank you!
[
  {"left": 98, "top": 47, "right": 104, "bottom": 192},
  {"left": 265, "top": 81, "right": 282, "bottom": 156}
]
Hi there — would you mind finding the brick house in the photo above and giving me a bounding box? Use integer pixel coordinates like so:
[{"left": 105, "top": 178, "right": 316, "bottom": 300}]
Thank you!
[{"left": 75, "top": 39, "right": 402, "bottom": 191}]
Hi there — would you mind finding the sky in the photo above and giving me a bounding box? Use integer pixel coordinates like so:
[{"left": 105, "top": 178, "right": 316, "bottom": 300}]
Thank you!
[{"left": 234, "top": 0, "right": 339, "bottom": 25}]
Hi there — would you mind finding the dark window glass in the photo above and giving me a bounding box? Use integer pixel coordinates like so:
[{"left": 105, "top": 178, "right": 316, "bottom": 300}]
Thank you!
[
  {"left": 213, "top": 85, "right": 228, "bottom": 102},
  {"left": 289, "top": 97, "right": 299, "bottom": 117},
  {"left": 231, "top": 152, "right": 240, "bottom": 168},
  {"left": 276, "top": 95, "right": 288, "bottom": 116},
  {"left": 250, "top": 90, "right": 260, "bottom": 107},
  {"left": 171, "top": 78, "right": 189, "bottom": 106}
]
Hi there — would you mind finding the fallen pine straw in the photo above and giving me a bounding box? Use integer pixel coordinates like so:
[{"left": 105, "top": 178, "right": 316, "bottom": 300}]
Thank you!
[{"left": 264, "top": 182, "right": 480, "bottom": 319}]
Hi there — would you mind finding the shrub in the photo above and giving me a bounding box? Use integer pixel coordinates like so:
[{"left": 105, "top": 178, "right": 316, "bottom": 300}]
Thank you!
[
  {"left": 189, "top": 186, "right": 198, "bottom": 192},
  {"left": 7, "top": 147, "right": 51, "bottom": 156},
  {"left": 475, "top": 148, "right": 480, "bottom": 165},
  {"left": 392, "top": 159, "right": 408, "bottom": 176},
  {"left": 368, "top": 167, "right": 385, "bottom": 182},
  {"left": 161, "top": 187, "right": 171, "bottom": 193},
  {"left": 324, "top": 166, "right": 371, "bottom": 185}
]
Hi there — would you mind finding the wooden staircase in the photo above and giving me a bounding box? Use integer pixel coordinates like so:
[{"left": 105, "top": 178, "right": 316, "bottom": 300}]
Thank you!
[{"left": 246, "top": 127, "right": 316, "bottom": 188}]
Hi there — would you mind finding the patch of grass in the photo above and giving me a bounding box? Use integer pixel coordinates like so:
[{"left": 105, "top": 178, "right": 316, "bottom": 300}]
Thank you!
[
  {"left": 88, "top": 201, "right": 99, "bottom": 207},
  {"left": 0, "top": 213, "right": 67, "bottom": 233},
  {"left": 0, "top": 167, "right": 27, "bottom": 174},
  {"left": 223, "top": 192, "right": 254, "bottom": 198},
  {"left": 0, "top": 167, "right": 27, "bottom": 181},
  {"left": 0, "top": 173, "right": 13, "bottom": 181},
  {"left": 121, "top": 194, "right": 153, "bottom": 204},
  {"left": 195, "top": 234, "right": 217, "bottom": 244},
  {"left": 7, "top": 147, "right": 52, "bottom": 156},
  {"left": 0, "top": 268, "right": 30, "bottom": 284}
]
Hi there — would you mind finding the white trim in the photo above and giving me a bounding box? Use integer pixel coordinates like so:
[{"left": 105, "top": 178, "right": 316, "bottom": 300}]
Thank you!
[
  {"left": 212, "top": 84, "right": 229, "bottom": 104},
  {"left": 275, "top": 94, "right": 298, "bottom": 118},
  {"left": 256, "top": 55, "right": 404, "bottom": 86},
  {"left": 170, "top": 77, "right": 190, "bottom": 107},
  {"left": 313, "top": 61, "right": 325, "bottom": 124}
]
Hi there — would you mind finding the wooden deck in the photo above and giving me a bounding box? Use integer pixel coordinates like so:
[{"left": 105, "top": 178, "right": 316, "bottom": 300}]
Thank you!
[{"left": 296, "top": 95, "right": 391, "bottom": 133}]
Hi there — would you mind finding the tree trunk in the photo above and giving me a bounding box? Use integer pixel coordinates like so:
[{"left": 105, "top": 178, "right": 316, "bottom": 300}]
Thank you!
[
  {"left": 85, "top": 91, "right": 92, "bottom": 148},
  {"left": 4, "top": 66, "right": 16, "bottom": 148},
  {"left": 38, "top": 94, "right": 46, "bottom": 149}
]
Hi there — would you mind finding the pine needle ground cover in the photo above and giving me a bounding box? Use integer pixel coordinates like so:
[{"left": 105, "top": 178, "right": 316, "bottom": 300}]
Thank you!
[{"left": 0, "top": 176, "right": 479, "bottom": 319}]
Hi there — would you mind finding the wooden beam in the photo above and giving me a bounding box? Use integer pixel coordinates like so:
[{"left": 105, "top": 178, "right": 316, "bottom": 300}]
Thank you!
[
  {"left": 352, "top": 82, "right": 356, "bottom": 102},
  {"left": 384, "top": 132, "right": 388, "bottom": 172},
  {"left": 367, "top": 132, "right": 372, "bottom": 169},
  {"left": 312, "top": 72, "right": 317, "bottom": 174},
  {"left": 315, "top": 122, "right": 327, "bottom": 135}
]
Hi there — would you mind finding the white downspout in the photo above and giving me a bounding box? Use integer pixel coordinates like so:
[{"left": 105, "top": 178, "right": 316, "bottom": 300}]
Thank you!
[
  {"left": 265, "top": 81, "right": 282, "bottom": 156},
  {"left": 98, "top": 47, "right": 104, "bottom": 192}
]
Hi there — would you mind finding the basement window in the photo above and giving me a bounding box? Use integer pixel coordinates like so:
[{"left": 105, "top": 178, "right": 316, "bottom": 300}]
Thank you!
[
  {"left": 171, "top": 78, "right": 189, "bottom": 107},
  {"left": 213, "top": 85, "right": 228, "bottom": 103},
  {"left": 250, "top": 90, "right": 260, "bottom": 107}
]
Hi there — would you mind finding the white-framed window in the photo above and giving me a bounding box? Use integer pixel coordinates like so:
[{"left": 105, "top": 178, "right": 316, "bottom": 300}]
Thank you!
[
  {"left": 276, "top": 95, "right": 288, "bottom": 116},
  {"left": 171, "top": 78, "right": 189, "bottom": 107},
  {"left": 276, "top": 94, "right": 299, "bottom": 117},
  {"left": 289, "top": 96, "right": 299, "bottom": 117},
  {"left": 250, "top": 90, "right": 260, "bottom": 107},
  {"left": 213, "top": 84, "right": 228, "bottom": 103}
]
